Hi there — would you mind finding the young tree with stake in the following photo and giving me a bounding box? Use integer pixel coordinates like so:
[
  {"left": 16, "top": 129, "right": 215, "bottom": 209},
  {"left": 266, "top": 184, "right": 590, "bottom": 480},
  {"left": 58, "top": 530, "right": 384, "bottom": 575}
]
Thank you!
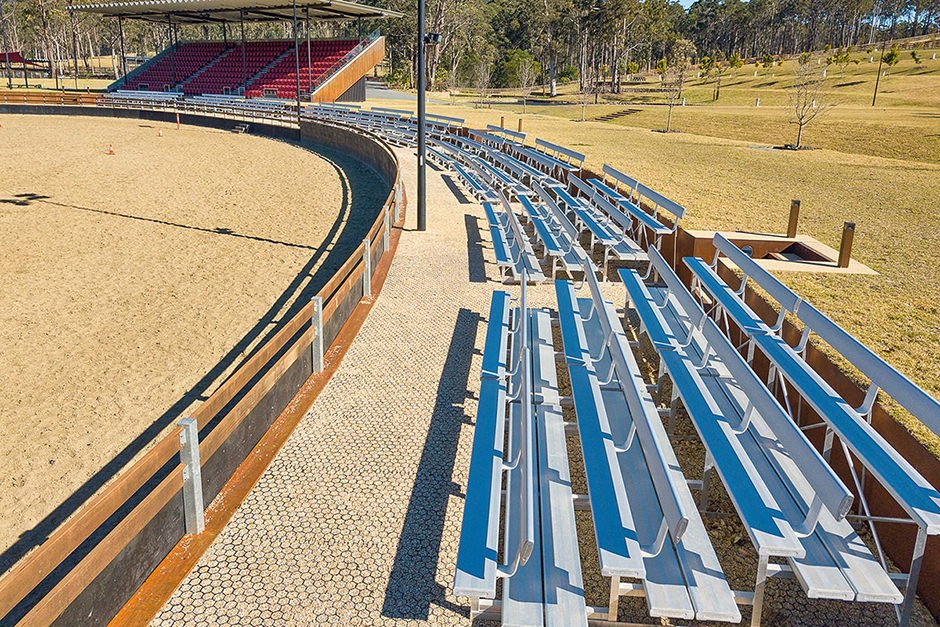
[{"left": 787, "top": 58, "right": 833, "bottom": 149}]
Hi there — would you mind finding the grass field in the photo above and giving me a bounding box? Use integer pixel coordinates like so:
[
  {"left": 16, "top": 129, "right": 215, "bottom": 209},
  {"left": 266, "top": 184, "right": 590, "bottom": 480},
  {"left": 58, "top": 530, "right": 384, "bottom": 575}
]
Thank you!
[{"left": 367, "top": 50, "right": 940, "bottom": 454}]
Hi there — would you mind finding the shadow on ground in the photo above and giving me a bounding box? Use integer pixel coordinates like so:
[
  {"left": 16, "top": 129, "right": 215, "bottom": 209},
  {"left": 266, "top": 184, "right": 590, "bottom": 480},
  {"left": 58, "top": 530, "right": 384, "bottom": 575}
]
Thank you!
[
  {"left": 464, "top": 214, "right": 488, "bottom": 284},
  {"left": 381, "top": 308, "right": 480, "bottom": 621}
]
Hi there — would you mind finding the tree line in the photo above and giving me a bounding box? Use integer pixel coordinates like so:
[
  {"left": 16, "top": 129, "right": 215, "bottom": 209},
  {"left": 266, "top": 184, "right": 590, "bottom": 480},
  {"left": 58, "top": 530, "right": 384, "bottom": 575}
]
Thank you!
[
  {"left": 377, "top": 0, "right": 938, "bottom": 92},
  {"left": 0, "top": 0, "right": 936, "bottom": 87}
]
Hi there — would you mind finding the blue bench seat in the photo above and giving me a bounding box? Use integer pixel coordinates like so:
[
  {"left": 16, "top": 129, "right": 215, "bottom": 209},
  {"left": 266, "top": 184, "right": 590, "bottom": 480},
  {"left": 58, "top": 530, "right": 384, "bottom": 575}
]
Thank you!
[{"left": 555, "top": 269, "right": 739, "bottom": 623}]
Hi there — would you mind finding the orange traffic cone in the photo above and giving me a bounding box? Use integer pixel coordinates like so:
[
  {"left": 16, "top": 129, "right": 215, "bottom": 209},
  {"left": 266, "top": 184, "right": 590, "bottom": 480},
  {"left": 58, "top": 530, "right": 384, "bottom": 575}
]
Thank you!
[{"left": 107, "top": 143, "right": 114, "bottom": 155}]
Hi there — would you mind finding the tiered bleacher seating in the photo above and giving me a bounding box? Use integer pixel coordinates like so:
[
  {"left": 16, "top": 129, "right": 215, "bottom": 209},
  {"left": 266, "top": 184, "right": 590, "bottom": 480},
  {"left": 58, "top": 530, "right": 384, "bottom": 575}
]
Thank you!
[
  {"left": 124, "top": 42, "right": 225, "bottom": 91},
  {"left": 565, "top": 176, "right": 648, "bottom": 273},
  {"left": 482, "top": 193, "right": 545, "bottom": 284},
  {"left": 683, "top": 234, "right": 940, "bottom": 624},
  {"left": 520, "top": 185, "right": 588, "bottom": 278},
  {"left": 183, "top": 40, "right": 293, "bottom": 95},
  {"left": 455, "top": 283, "right": 588, "bottom": 625},
  {"left": 245, "top": 39, "right": 359, "bottom": 98},
  {"left": 589, "top": 164, "right": 684, "bottom": 252}
]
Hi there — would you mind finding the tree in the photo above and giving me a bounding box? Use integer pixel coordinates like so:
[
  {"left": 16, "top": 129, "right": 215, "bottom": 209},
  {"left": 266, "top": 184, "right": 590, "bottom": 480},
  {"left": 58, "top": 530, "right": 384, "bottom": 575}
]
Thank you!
[
  {"left": 661, "top": 37, "right": 694, "bottom": 131},
  {"left": 474, "top": 55, "right": 493, "bottom": 108},
  {"left": 883, "top": 45, "right": 901, "bottom": 75},
  {"left": 787, "top": 58, "right": 833, "bottom": 149},
  {"left": 516, "top": 55, "right": 539, "bottom": 112},
  {"left": 728, "top": 52, "right": 743, "bottom": 77}
]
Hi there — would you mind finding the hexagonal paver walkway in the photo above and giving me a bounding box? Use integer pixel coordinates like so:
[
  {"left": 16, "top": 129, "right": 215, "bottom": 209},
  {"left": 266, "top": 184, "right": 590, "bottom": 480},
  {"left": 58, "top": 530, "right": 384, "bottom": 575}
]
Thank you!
[{"left": 153, "top": 148, "right": 499, "bottom": 626}]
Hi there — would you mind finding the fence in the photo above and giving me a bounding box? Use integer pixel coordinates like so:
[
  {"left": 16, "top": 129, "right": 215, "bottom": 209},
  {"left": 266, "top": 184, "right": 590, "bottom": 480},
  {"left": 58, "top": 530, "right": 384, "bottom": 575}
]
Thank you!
[{"left": 0, "top": 104, "right": 405, "bottom": 626}]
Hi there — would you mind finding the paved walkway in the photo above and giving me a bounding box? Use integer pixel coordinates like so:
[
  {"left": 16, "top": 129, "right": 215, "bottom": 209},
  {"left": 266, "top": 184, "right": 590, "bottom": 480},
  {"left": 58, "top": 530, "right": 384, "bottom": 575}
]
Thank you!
[{"left": 154, "top": 150, "right": 499, "bottom": 625}]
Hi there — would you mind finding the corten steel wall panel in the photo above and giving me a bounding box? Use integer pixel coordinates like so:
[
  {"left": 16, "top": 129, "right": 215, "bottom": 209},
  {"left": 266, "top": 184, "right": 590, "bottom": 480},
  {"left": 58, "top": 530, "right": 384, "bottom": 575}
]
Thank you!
[
  {"left": 323, "top": 279, "right": 364, "bottom": 349},
  {"left": 201, "top": 349, "right": 314, "bottom": 506},
  {"left": 50, "top": 493, "right": 186, "bottom": 627}
]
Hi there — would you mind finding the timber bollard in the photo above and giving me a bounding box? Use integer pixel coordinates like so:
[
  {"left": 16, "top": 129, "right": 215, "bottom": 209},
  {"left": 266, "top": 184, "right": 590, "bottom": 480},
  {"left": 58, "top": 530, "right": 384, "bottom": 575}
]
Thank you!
[
  {"left": 500, "top": 115, "right": 504, "bottom": 129},
  {"left": 787, "top": 199, "right": 801, "bottom": 238},
  {"left": 838, "top": 222, "right": 856, "bottom": 268},
  {"left": 518, "top": 118, "right": 523, "bottom": 133}
]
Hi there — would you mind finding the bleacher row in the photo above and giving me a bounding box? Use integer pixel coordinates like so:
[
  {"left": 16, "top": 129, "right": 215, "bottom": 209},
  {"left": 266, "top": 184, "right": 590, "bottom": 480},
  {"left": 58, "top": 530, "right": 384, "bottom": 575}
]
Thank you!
[
  {"left": 118, "top": 39, "right": 359, "bottom": 98},
  {"left": 301, "top": 103, "right": 940, "bottom": 626}
]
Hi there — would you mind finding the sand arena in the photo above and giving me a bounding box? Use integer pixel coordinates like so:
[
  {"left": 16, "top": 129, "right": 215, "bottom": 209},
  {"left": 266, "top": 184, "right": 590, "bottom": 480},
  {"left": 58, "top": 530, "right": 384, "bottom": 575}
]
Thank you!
[{"left": 0, "top": 114, "right": 384, "bottom": 565}]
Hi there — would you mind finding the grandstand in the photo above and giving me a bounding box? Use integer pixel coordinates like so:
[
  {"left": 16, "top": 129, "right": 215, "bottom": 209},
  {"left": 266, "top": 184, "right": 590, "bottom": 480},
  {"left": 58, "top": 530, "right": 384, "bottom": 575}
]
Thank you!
[{"left": 73, "top": 0, "right": 397, "bottom": 103}]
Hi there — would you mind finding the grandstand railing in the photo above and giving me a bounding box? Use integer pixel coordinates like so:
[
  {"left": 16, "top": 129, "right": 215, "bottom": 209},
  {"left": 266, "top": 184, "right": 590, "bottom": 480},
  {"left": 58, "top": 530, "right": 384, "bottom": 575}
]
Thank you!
[
  {"left": 309, "top": 30, "right": 381, "bottom": 98},
  {"left": 0, "top": 103, "right": 405, "bottom": 626}
]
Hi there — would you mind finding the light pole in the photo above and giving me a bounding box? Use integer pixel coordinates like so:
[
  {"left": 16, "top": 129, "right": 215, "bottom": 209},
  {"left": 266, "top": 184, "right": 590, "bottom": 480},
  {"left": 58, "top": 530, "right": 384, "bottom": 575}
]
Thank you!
[{"left": 417, "top": 0, "right": 427, "bottom": 231}]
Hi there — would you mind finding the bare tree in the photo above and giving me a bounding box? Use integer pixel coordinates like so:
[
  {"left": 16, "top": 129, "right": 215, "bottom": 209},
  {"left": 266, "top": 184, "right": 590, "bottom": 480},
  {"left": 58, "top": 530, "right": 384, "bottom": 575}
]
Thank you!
[
  {"left": 787, "top": 59, "right": 834, "bottom": 149},
  {"left": 661, "top": 38, "right": 695, "bottom": 132},
  {"left": 517, "top": 58, "right": 537, "bottom": 113},
  {"left": 474, "top": 56, "right": 493, "bottom": 108}
]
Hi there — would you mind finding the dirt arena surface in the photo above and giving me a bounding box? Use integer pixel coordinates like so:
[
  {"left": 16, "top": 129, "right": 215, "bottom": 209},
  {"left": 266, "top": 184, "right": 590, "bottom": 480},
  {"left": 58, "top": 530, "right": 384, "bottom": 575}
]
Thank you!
[{"left": 0, "top": 114, "right": 383, "bottom": 567}]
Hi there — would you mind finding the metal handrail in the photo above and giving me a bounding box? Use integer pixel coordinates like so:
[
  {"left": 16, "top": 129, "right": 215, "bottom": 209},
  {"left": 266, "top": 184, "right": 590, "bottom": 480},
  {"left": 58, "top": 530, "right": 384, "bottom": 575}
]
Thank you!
[{"left": 308, "top": 30, "right": 381, "bottom": 96}]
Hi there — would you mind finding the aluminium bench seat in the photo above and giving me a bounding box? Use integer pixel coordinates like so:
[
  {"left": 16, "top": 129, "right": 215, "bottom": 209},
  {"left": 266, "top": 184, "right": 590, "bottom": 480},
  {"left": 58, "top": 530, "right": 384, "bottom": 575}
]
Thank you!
[
  {"left": 483, "top": 196, "right": 546, "bottom": 284},
  {"left": 567, "top": 177, "right": 647, "bottom": 269},
  {"left": 518, "top": 191, "right": 585, "bottom": 278},
  {"left": 554, "top": 263, "right": 739, "bottom": 623},
  {"left": 454, "top": 162, "right": 499, "bottom": 203},
  {"left": 455, "top": 289, "right": 587, "bottom": 626},
  {"left": 620, "top": 247, "right": 904, "bottom": 625},
  {"left": 685, "top": 233, "right": 940, "bottom": 624}
]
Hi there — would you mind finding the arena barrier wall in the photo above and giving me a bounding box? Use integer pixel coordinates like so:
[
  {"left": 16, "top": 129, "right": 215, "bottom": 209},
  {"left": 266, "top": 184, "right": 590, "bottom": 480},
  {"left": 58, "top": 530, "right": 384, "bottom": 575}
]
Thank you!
[{"left": 0, "top": 106, "right": 406, "bottom": 626}]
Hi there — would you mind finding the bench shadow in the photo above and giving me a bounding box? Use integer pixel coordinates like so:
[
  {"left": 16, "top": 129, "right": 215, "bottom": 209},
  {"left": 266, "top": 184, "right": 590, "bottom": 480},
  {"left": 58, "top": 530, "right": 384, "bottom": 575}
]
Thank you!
[
  {"left": 0, "top": 143, "right": 388, "bottom": 578},
  {"left": 442, "top": 175, "right": 473, "bottom": 204},
  {"left": 464, "top": 214, "right": 488, "bottom": 284},
  {"left": 381, "top": 308, "right": 480, "bottom": 621}
]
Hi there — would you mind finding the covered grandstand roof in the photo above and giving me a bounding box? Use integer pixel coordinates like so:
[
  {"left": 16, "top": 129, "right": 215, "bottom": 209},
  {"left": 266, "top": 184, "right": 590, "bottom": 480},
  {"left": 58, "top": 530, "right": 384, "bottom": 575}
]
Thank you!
[{"left": 70, "top": 0, "right": 402, "bottom": 23}]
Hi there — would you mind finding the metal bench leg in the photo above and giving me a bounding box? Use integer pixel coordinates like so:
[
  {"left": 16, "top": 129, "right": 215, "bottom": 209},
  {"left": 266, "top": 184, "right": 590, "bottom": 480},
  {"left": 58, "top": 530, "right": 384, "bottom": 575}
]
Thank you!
[
  {"left": 607, "top": 576, "right": 620, "bottom": 622},
  {"left": 898, "top": 526, "right": 927, "bottom": 626},
  {"left": 700, "top": 451, "right": 714, "bottom": 511},
  {"left": 752, "top": 554, "right": 770, "bottom": 627}
]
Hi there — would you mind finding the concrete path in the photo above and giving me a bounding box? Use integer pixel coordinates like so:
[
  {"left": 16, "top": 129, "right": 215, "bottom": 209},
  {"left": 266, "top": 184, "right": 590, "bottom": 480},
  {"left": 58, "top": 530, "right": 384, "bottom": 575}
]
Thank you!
[{"left": 153, "top": 149, "right": 498, "bottom": 626}]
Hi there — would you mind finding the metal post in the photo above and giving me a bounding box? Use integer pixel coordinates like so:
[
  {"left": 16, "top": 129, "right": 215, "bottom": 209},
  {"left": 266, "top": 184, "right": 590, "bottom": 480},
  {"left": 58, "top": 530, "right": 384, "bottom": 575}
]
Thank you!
[
  {"left": 178, "top": 417, "right": 205, "bottom": 535},
  {"left": 898, "top": 527, "right": 928, "bottom": 626},
  {"left": 787, "top": 199, "right": 800, "bottom": 238},
  {"left": 362, "top": 238, "right": 372, "bottom": 298},
  {"left": 383, "top": 207, "right": 391, "bottom": 251},
  {"left": 305, "top": 8, "right": 311, "bottom": 94},
  {"left": 311, "top": 295, "right": 324, "bottom": 372},
  {"left": 239, "top": 10, "right": 247, "bottom": 91},
  {"left": 168, "top": 18, "right": 177, "bottom": 87},
  {"left": 838, "top": 222, "right": 855, "bottom": 268},
  {"left": 417, "top": 0, "right": 427, "bottom": 231},
  {"left": 292, "top": 0, "right": 301, "bottom": 122},
  {"left": 118, "top": 16, "right": 128, "bottom": 85}
]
